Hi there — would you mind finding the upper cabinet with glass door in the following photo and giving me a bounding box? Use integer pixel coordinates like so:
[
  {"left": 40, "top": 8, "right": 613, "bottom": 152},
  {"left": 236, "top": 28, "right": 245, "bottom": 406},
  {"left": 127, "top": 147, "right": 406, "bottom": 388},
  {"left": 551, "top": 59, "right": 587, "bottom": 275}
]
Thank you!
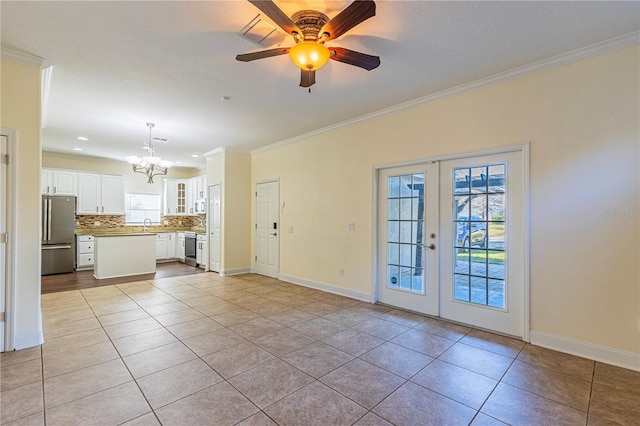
[{"left": 163, "top": 176, "right": 205, "bottom": 216}]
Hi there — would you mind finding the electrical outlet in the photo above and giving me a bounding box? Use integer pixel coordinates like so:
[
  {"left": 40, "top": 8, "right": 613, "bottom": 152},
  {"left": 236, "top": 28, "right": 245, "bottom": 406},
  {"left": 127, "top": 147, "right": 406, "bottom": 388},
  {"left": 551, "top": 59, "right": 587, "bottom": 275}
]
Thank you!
[
  {"left": 94, "top": 221, "right": 100, "bottom": 227},
  {"left": 164, "top": 220, "right": 169, "bottom": 225},
  {"left": 339, "top": 268, "right": 344, "bottom": 276},
  {"left": 178, "top": 220, "right": 182, "bottom": 226},
  {"left": 348, "top": 222, "right": 356, "bottom": 231},
  {"left": 288, "top": 226, "right": 294, "bottom": 233}
]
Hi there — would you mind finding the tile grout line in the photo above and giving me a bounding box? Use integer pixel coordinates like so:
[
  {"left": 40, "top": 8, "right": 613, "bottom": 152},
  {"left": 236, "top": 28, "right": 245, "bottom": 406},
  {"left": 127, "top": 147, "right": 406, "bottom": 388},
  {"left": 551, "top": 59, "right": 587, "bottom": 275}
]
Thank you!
[
  {"left": 116, "top": 276, "right": 265, "bottom": 423},
  {"left": 38, "top": 272, "right": 610, "bottom": 425},
  {"left": 140, "top": 277, "right": 397, "bottom": 424}
]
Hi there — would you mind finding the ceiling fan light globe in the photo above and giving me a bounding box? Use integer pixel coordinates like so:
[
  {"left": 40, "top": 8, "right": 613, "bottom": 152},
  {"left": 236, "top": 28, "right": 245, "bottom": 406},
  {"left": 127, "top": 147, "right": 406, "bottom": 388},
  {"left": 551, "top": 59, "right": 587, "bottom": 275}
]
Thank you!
[
  {"left": 289, "top": 42, "right": 330, "bottom": 71},
  {"left": 159, "top": 160, "right": 174, "bottom": 169}
]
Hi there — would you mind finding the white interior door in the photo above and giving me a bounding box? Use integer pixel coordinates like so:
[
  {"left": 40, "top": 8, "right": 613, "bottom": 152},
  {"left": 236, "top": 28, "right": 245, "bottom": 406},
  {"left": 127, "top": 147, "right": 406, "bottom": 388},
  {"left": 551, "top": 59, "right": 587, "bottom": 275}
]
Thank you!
[
  {"left": 377, "top": 164, "right": 439, "bottom": 316},
  {"left": 208, "top": 184, "right": 221, "bottom": 273},
  {"left": 0, "top": 135, "right": 7, "bottom": 351},
  {"left": 256, "top": 181, "right": 279, "bottom": 278},
  {"left": 440, "top": 151, "right": 525, "bottom": 337}
]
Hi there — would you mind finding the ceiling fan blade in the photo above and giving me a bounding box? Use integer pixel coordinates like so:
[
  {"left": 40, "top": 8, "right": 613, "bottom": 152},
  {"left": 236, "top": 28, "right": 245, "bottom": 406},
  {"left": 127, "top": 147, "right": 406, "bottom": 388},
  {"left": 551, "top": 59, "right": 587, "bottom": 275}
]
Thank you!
[
  {"left": 236, "top": 47, "right": 290, "bottom": 62},
  {"left": 300, "top": 70, "right": 316, "bottom": 88},
  {"left": 248, "top": 0, "right": 301, "bottom": 37},
  {"left": 329, "top": 47, "right": 380, "bottom": 71},
  {"left": 321, "top": 0, "right": 376, "bottom": 41}
]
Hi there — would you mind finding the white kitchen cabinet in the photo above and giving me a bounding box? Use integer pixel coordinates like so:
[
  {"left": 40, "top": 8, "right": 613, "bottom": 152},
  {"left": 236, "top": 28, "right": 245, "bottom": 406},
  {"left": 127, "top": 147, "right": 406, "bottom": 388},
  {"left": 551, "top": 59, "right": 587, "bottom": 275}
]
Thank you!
[
  {"left": 77, "top": 173, "right": 100, "bottom": 213},
  {"left": 42, "top": 169, "right": 78, "bottom": 196},
  {"left": 163, "top": 176, "right": 206, "bottom": 217},
  {"left": 163, "top": 179, "right": 189, "bottom": 215},
  {"left": 167, "top": 233, "right": 176, "bottom": 258},
  {"left": 77, "top": 173, "right": 125, "bottom": 215},
  {"left": 76, "top": 235, "right": 94, "bottom": 270},
  {"left": 156, "top": 233, "right": 177, "bottom": 260},
  {"left": 41, "top": 169, "right": 53, "bottom": 194},
  {"left": 164, "top": 180, "right": 177, "bottom": 215},
  {"left": 193, "top": 175, "right": 206, "bottom": 199},
  {"left": 155, "top": 233, "right": 168, "bottom": 260},
  {"left": 196, "top": 234, "right": 207, "bottom": 270},
  {"left": 177, "top": 233, "right": 185, "bottom": 261},
  {"left": 101, "top": 175, "right": 125, "bottom": 214},
  {"left": 186, "top": 179, "right": 196, "bottom": 215}
]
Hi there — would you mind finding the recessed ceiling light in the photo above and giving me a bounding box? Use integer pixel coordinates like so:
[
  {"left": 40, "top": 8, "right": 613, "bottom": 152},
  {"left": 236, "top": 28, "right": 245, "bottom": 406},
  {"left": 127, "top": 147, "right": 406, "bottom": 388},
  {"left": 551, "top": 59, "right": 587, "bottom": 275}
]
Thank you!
[
  {"left": 192, "top": 154, "right": 200, "bottom": 158},
  {"left": 77, "top": 136, "right": 89, "bottom": 141},
  {"left": 72, "top": 147, "right": 83, "bottom": 151},
  {"left": 221, "top": 96, "right": 230, "bottom": 101}
]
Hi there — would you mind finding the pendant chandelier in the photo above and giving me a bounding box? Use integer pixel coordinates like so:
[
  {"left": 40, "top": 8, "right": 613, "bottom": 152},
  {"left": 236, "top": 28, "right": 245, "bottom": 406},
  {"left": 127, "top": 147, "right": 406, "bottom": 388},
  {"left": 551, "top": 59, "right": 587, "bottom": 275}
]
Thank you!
[{"left": 125, "top": 122, "right": 173, "bottom": 184}]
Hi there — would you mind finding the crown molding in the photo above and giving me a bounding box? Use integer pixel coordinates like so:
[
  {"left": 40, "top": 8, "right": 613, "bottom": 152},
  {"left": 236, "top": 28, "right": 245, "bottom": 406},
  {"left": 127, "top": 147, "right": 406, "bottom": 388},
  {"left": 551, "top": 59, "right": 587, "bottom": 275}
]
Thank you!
[
  {"left": 0, "top": 47, "right": 48, "bottom": 69},
  {"left": 251, "top": 31, "right": 640, "bottom": 156},
  {"left": 204, "top": 147, "right": 224, "bottom": 157},
  {"left": 204, "top": 146, "right": 250, "bottom": 157}
]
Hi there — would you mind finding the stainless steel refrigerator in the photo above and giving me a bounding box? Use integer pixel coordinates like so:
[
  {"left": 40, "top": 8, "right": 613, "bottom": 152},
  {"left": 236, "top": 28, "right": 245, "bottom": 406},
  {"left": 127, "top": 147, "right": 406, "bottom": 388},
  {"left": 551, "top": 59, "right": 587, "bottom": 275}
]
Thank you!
[{"left": 42, "top": 195, "right": 76, "bottom": 275}]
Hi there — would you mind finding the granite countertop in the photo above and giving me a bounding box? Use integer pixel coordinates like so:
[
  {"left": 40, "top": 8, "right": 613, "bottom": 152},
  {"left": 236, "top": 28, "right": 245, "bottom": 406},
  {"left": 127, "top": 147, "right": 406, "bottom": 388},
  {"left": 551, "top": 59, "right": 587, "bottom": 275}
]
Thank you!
[
  {"left": 93, "top": 233, "right": 158, "bottom": 237},
  {"left": 75, "top": 226, "right": 205, "bottom": 236}
]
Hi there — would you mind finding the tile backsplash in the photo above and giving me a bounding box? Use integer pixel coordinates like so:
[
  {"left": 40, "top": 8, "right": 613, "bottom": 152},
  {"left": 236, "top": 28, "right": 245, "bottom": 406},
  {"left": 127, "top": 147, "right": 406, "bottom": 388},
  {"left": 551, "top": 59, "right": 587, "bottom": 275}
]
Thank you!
[{"left": 76, "top": 214, "right": 205, "bottom": 229}]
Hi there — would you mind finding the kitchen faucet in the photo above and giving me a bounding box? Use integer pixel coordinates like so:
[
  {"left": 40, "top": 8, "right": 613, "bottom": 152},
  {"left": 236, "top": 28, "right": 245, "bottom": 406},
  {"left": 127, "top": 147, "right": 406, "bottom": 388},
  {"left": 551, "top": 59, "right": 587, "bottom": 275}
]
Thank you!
[{"left": 143, "top": 218, "right": 152, "bottom": 232}]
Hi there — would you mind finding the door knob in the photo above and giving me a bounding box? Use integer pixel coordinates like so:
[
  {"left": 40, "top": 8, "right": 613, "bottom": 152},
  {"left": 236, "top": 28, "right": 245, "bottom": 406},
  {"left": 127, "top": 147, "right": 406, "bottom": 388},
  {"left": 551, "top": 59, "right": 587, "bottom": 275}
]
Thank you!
[
  {"left": 428, "top": 244, "right": 436, "bottom": 250},
  {"left": 271, "top": 233, "right": 277, "bottom": 236}
]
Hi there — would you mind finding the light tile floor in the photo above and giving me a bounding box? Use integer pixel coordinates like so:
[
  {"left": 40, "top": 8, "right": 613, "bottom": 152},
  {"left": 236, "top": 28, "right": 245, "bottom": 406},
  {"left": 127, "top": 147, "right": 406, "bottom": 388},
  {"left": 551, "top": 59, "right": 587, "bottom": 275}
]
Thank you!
[{"left": 2, "top": 273, "right": 639, "bottom": 425}]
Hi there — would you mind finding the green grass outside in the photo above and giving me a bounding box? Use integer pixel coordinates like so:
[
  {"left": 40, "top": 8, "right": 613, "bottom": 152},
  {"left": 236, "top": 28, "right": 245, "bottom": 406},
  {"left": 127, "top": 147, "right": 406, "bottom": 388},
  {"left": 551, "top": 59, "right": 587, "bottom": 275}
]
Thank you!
[{"left": 457, "top": 251, "right": 505, "bottom": 265}]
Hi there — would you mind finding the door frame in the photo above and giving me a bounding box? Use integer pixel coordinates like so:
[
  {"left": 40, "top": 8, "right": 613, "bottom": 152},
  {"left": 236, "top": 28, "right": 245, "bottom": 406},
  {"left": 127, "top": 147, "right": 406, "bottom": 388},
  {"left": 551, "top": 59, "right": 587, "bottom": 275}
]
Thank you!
[
  {"left": 372, "top": 142, "right": 530, "bottom": 341},
  {"left": 1, "top": 129, "right": 17, "bottom": 352},
  {"left": 207, "top": 182, "right": 221, "bottom": 273},
  {"left": 254, "top": 178, "right": 280, "bottom": 278}
]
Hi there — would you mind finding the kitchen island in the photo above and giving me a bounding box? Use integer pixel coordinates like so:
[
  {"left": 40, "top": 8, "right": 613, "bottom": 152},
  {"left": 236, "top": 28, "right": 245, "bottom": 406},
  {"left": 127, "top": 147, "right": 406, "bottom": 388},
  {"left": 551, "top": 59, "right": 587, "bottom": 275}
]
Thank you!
[{"left": 93, "top": 233, "right": 156, "bottom": 279}]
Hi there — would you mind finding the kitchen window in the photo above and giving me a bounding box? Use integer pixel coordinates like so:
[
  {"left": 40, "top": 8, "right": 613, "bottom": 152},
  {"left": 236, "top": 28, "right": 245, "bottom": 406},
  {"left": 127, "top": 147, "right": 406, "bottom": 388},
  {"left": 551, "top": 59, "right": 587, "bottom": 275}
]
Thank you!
[{"left": 125, "top": 193, "right": 161, "bottom": 224}]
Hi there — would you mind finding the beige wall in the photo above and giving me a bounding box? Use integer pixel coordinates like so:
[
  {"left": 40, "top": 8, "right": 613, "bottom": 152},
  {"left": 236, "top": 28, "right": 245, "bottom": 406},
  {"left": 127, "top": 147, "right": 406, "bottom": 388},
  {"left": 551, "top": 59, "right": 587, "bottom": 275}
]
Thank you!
[
  {"left": 205, "top": 149, "right": 252, "bottom": 272},
  {"left": 43, "top": 152, "right": 203, "bottom": 195},
  {"left": 1, "top": 59, "right": 43, "bottom": 348},
  {"left": 223, "top": 151, "right": 251, "bottom": 271},
  {"left": 252, "top": 46, "right": 640, "bottom": 355}
]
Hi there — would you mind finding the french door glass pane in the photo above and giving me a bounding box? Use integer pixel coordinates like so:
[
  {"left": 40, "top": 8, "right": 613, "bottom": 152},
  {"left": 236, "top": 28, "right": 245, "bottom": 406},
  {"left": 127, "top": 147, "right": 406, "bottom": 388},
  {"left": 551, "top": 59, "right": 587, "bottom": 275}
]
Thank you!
[
  {"left": 386, "top": 173, "right": 425, "bottom": 293},
  {"left": 452, "top": 164, "right": 506, "bottom": 309}
]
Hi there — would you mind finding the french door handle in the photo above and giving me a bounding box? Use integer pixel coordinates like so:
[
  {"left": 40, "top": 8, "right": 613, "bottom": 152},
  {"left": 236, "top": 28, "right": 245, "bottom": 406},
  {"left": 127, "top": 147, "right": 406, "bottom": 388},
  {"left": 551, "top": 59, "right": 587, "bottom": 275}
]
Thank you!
[
  {"left": 270, "top": 233, "right": 277, "bottom": 236},
  {"left": 418, "top": 243, "right": 436, "bottom": 250}
]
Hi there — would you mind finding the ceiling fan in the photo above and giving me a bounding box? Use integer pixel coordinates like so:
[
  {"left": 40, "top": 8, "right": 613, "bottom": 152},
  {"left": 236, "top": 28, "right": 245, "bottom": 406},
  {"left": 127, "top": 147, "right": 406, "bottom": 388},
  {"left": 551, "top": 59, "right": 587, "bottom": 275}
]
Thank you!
[{"left": 236, "top": 0, "right": 381, "bottom": 89}]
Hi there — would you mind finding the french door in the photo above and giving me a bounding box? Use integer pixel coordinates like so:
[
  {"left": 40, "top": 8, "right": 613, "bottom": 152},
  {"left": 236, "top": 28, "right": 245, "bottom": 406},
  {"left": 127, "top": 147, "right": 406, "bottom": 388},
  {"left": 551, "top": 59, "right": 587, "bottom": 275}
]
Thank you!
[
  {"left": 377, "top": 150, "right": 525, "bottom": 338},
  {"left": 377, "top": 164, "right": 439, "bottom": 316}
]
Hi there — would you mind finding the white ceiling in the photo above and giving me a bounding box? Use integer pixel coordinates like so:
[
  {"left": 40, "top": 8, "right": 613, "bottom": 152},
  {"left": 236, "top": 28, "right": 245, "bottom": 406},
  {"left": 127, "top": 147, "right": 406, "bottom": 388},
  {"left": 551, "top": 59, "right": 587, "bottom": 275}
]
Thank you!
[{"left": 1, "top": 1, "right": 638, "bottom": 168}]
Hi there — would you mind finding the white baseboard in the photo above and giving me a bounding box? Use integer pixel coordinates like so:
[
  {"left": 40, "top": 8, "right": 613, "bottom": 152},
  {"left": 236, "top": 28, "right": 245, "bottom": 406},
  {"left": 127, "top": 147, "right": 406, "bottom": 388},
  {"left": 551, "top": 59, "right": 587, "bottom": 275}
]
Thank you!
[
  {"left": 277, "top": 273, "right": 372, "bottom": 303},
  {"left": 219, "top": 267, "right": 252, "bottom": 276},
  {"left": 530, "top": 330, "right": 640, "bottom": 372},
  {"left": 13, "top": 330, "right": 43, "bottom": 351}
]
